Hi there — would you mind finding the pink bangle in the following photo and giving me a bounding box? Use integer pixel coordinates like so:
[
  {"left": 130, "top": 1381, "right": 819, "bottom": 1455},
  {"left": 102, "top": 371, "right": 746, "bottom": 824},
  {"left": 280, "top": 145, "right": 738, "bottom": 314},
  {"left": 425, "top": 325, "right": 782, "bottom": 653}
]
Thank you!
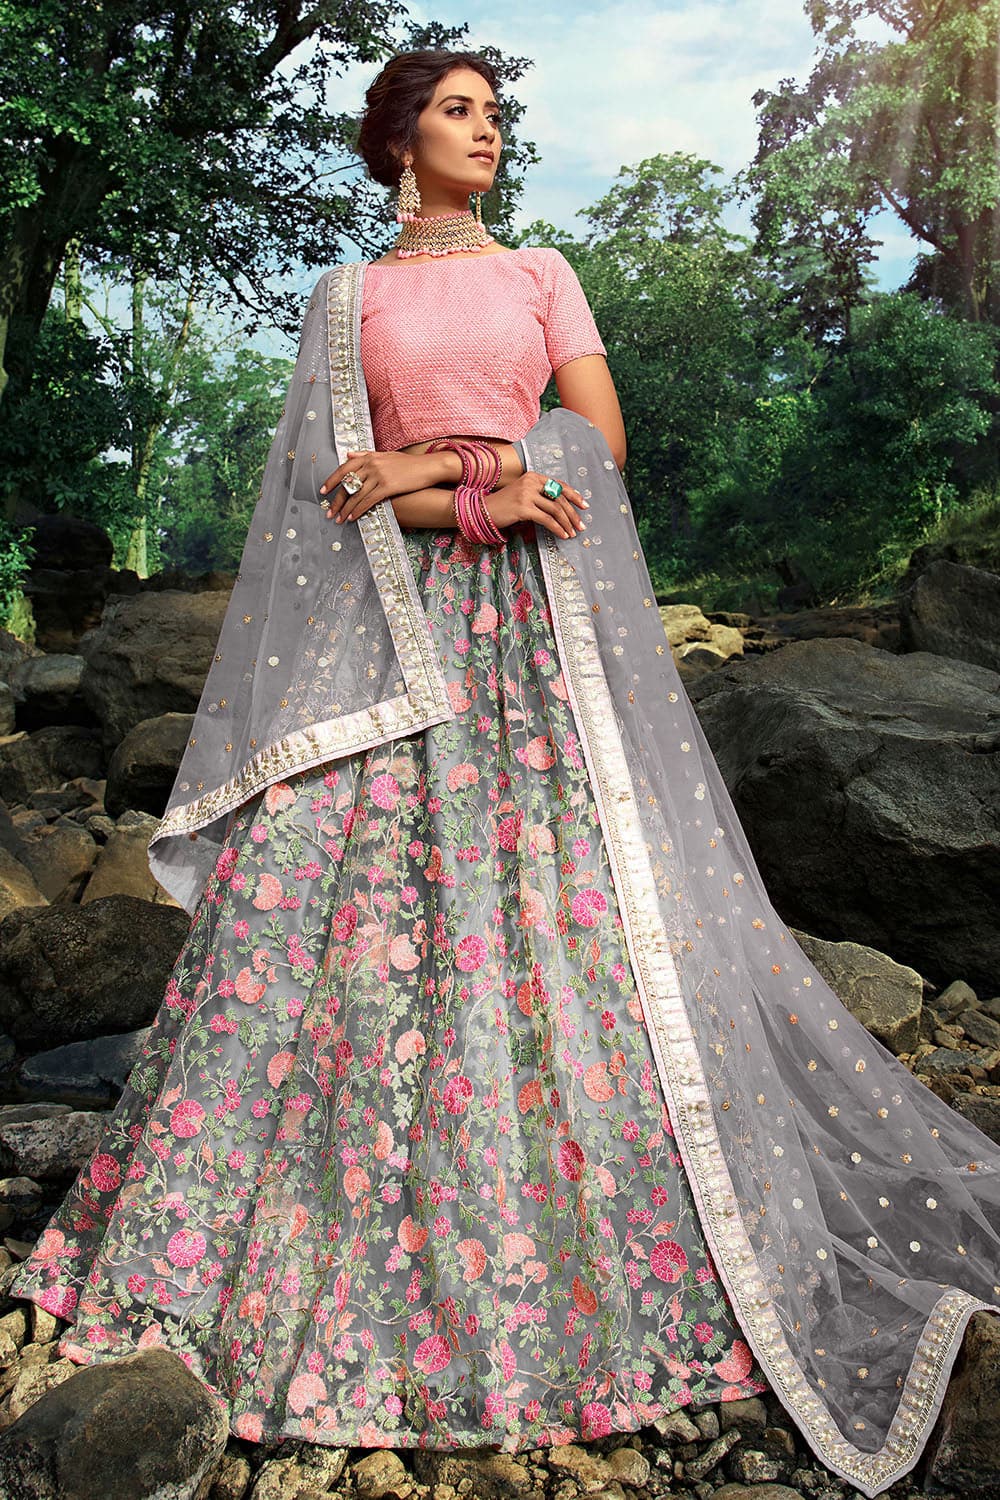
[{"left": 428, "top": 438, "right": 506, "bottom": 547}]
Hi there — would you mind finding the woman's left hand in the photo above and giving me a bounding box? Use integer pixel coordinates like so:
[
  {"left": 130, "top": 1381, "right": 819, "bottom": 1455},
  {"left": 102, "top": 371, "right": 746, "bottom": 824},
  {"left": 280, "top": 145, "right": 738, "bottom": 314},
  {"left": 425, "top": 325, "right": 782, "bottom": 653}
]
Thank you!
[{"left": 319, "top": 450, "right": 441, "bottom": 522}]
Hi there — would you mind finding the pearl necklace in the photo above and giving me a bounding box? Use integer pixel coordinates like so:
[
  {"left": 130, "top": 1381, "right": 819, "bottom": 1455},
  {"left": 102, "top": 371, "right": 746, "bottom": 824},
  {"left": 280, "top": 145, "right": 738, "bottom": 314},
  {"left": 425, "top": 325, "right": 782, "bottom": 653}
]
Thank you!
[{"left": 392, "top": 210, "right": 495, "bottom": 259}]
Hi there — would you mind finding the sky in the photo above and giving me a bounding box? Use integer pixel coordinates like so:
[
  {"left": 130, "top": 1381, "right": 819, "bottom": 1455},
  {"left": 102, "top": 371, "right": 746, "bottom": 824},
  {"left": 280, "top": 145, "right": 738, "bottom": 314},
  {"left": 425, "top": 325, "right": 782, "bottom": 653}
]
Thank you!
[{"left": 314, "top": 0, "right": 919, "bottom": 294}]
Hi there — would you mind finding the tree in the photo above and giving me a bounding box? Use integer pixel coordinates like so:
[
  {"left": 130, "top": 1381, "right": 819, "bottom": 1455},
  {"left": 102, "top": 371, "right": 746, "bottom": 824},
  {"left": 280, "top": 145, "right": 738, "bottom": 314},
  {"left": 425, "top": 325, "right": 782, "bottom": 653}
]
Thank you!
[
  {"left": 742, "top": 0, "right": 1000, "bottom": 331},
  {"left": 0, "top": 2, "right": 537, "bottom": 415}
]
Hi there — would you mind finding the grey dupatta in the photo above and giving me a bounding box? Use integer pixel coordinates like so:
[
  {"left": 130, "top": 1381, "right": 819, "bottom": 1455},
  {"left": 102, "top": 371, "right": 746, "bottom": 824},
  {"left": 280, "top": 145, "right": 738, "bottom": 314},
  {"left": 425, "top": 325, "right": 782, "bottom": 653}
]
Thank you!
[{"left": 150, "top": 261, "right": 1000, "bottom": 1494}]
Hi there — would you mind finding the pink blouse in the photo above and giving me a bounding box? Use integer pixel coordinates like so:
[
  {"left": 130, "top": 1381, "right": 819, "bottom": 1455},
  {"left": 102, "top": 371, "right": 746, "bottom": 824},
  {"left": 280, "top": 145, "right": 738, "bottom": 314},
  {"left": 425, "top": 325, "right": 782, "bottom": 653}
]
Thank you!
[{"left": 360, "top": 247, "right": 607, "bottom": 452}]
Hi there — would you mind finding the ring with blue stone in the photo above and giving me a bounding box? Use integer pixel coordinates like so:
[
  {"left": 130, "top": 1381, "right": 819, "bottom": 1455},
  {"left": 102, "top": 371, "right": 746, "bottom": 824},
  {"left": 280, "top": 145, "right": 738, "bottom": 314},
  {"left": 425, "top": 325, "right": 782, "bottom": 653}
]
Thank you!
[{"left": 541, "top": 478, "right": 564, "bottom": 500}]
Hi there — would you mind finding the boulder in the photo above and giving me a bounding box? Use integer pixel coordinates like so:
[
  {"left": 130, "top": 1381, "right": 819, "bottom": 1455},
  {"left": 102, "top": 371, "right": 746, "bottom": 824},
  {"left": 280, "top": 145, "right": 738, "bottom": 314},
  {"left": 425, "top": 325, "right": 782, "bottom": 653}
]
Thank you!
[
  {"left": 0, "top": 896, "right": 190, "bottom": 1048},
  {"left": 104, "top": 712, "right": 193, "bottom": 819},
  {"left": 6, "top": 656, "right": 89, "bottom": 731},
  {"left": 0, "top": 1104, "right": 106, "bottom": 1181},
  {"left": 0, "top": 850, "right": 47, "bottom": 924},
  {"left": 0, "top": 683, "right": 14, "bottom": 737},
  {"left": 22, "top": 515, "right": 114, "bottom": 574},
  {"left": 949, "top": 1093, "right": 1000, "bottom": 1147},
  {"left": 0, "top": 727, "right": 105, "bottom": 805},
  {"left": 789, "top": 929, "right": 923, "bottom": 1055},
  {"left": 925, "top": 1310, "right": 1000, "bottom": 1493},
  {"left": 81, "top": 813, "right": 178, "bottom": 906},
  {"left": 688, "top": 638, "right": 1000, "bottom": 993},
  {"left": 12, "top": 818, "right": 97, "bottom": 903},
  {"left": 18, "top": 1029, "right": 150, "bottom": 1109},
  {"left": 900, "top": 558, "right": 1000, "bottom": 673},
  {"left": 0, "top": 1347, "right": 228, "bottom": 1500},
  {"left": 79, "top": 589, "right": 229, "bottom": 748}
]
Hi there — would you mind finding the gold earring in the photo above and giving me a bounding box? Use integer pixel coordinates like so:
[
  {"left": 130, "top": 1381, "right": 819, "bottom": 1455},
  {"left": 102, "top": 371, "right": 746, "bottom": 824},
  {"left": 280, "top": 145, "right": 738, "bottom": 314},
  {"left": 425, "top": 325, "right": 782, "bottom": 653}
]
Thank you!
[{"left": 396, "top": 163, "right": 421, "bottom": 223}]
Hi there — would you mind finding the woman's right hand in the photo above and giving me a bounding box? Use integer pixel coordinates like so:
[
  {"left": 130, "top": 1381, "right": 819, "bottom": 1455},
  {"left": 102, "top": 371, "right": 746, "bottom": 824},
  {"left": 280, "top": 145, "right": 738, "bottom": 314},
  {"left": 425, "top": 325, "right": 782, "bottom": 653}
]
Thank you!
[{"left": 486, "top": 471, "right": 588, "bottom": 540}]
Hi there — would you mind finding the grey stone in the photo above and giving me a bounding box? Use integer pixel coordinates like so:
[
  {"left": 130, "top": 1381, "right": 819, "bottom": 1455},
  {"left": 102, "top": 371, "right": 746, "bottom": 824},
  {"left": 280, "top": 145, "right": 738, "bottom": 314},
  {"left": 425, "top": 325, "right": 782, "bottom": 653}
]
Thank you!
[
  {"left": 12, "top": 817, "right": 97, "bottom": 902},
  {"left": 719, "top": 1396, "right": 768, "bottom": 1433},
  {"left": 414, "top": 1450, "right": 535, "bottom": 1497},
  {"left": 692, "top": 1408, "right": 719, "bottom": 1439},
  {"left": 684, "top": 1428, "right": 742, "bottom": 1480},
  {"left": 925, "top": 1311, "right": 1000, "bottom": 1491},
  {"left": 937, "top": 980, "right": 980, "bottom": 1018},
  {"left": 0, "top": 1108, "right": 106, "bottom": 1181},
  {"left": 0, "top": 895, "right": 189, "bottom": 1047},
  {"left": 899, "top": 558, "right": 1000, "bottom": 673},
  {"left": 712, "top": 1487, "right": 807, "bottom": 1500},
  {"left": 950, "top": 1092, "right": 1000, "bottom": 1147},
  {"left": 0, "top": 726, "right": 105, "bottom": 806},
  {"left": 653, "top": 1410, "right": 701, "bottom": 1443},
  {"left": 921, "top": 1048, "right": 984, "bottom": 1076},
  {"left": 7, "top": 655, "right": 88, "bottom": 731},
  {"left": 80, "top": 589, "right": 229, "bottom": 750},
  {"left": 0, "top": 1346, "right": 228, "bottom": 1499},
  {"left": 0, "top": 683, "right": 14, "bottom": 737},
  {"left": 208, "top": 1453, "right": 253, "bottom": 1500},
  {"left": 18, "top": 1029, "right": 150, "bottom": 1108},
  {"left": 547, "top": 1444, "right": 615, "bottom": 1491},
  {"left": 960, "top": 1009, "right": 1000, "bottom": 1049},
  {"left": 790, "top": 930, "right": 922, "bottom": 1055},
  {"left": 688, "top": 637, "right": 1000, "bottom": 994}
]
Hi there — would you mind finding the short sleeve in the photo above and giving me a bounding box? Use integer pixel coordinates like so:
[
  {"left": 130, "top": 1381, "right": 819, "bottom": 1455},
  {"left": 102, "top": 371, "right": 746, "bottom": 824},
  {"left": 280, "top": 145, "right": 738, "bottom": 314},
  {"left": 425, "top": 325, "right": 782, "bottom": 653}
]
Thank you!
[{"left": 543, "top": 251, "right": 607, "bottom": 370}]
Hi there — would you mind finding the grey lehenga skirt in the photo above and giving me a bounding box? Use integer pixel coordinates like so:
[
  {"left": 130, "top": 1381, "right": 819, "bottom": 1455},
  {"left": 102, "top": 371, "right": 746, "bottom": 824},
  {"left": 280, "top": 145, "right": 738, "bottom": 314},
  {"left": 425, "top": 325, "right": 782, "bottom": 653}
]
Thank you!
[{"left": 11, "top": 526, "right": 768, "bottom": 1447}]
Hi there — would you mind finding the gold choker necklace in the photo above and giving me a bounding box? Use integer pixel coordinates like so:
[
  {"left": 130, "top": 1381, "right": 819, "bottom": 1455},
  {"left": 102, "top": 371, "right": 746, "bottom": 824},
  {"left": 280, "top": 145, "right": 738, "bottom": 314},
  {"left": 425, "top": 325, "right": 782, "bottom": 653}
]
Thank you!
[{"left": 393, "top": 210, "right": 495, "bottom": 259}]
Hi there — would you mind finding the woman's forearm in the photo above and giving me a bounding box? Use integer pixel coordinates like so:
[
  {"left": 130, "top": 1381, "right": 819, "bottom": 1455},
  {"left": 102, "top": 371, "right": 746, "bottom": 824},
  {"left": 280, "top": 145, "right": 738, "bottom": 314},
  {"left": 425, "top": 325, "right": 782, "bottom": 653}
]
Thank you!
[
  {"left": 402, "top": 439, "right": 526, "bottom": 490},
  {"left": 389, "top": 487, "right": 458, "bottom": 529}
]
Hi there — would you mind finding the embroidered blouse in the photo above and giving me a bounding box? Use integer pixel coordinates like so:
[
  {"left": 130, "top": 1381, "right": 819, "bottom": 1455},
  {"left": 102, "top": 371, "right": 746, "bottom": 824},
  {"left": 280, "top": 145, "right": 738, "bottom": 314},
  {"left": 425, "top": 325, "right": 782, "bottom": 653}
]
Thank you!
[{"left": 360, "top": 247, "right": 607, "bottom": 452}]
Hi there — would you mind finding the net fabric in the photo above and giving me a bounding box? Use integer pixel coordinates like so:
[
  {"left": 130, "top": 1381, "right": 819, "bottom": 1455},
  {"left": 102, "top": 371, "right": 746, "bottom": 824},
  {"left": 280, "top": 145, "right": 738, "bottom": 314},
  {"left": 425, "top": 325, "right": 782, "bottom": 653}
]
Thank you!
[{"left": 522, "top": 410, "right": 1000, "bottom": 1494}]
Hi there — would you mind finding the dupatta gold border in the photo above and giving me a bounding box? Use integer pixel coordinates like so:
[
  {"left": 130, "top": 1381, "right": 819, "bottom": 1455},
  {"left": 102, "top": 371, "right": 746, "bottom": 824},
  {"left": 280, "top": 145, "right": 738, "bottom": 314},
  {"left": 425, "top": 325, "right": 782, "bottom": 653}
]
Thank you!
[
  {"left": 528, "top": 475, "right": 996, "bottom": 1498},
  {"left": 150, "top": 263, "right": 452, "bottom": 860}
]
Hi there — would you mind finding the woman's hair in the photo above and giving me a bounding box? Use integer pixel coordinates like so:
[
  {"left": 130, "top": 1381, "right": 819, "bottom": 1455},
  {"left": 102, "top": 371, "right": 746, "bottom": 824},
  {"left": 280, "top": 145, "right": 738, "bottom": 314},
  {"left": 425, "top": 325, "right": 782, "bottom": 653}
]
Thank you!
[{"left": 357, "top": 50, "right": 501, "bottom": 189}]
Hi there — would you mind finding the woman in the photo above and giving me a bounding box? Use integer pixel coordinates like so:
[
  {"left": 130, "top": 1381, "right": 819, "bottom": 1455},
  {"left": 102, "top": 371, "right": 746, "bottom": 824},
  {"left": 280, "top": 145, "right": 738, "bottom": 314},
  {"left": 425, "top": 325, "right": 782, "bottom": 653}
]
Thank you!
[{"left": 10, "top": 49, "right": 1000, "bottom": 1497}]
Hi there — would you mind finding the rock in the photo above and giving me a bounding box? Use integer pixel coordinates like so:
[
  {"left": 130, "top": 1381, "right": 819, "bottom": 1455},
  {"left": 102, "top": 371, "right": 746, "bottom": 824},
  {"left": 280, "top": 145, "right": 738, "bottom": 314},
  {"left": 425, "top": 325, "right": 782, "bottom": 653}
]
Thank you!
[
  {"left": 719, "top": 1396, "right": 768, "bottom": 1433},
  {"left": 937, "top": 980, "right": 980, "bottom": 1018},
  {"left": 415, "top": 1450, "right": 536, "bottom": 1496},
  {"left": 12, "top": 817, "right": 98, "bottom": 902},
  {"left": 685, "top": 1428, "right": 743, "bottom": 1480},
  {"left": 712, "top": 1487, "right": 807, "bottom": 1500},
  {"left": 0, "top": 895, "right": 190, "bottom": 1047},
  {"left": 0, "top": 1346, "right": 228, "bottom": 1499},
  {"left": 899, "top": 558, "right": 1000, "bottom": 673},
  {"left": 0, "top": 848, "right": 47, "bottom": 923},
  {"left": 80, "top": 589, "right": 230, "bottom": 749},
  {"left": 7, "top": 655, "right": 89, "bottom": 731},
  {"left": 548, "top": 1444, "right": 614, "bottom": 1491},
  {"left": 352, "top": 1450, "right": 409, "bottom": 1498},
  {"left": 653, "top": 1410, "right": 701, "bottom": 1443},
  {"left": 925, "top": 1311, "right": 1000, "bottom": 1491},
  {"left": 104, "top": 712, "right": 194, "bottom": 820},
  {"left": 688, "top": 638, "right": 1000, "bottom": 993},
  {"left": 23, "top": 515, "right": 114, "bottom": 575},
  {"left": 0, "top": 1105, "right": 106, "bottom": 1181},
  {"left": 18, "top": 1029, "right": 150, "bottom": 1108},
  {"left": 726, "top": 1448, "right": 786, "bottom": 1483},
  {"left": 209, "top": 1452, "right": 253, "bottom": 1500},
  {"left": 693, "top": 1408, "right": 720, "bottom": 1439},
  {"left": 4, "top": 1354, "right": 80, "bottom": 1425},
  {"left": 606, "top": 1446, "right": 651, "bottom": 1487},
  {"left": 790, "top": 930, "right": 922, "bottom": 1055},
  {"left": 81, "top": 813, "right": 178, "bottom": 905},
  {"left": 922, "top": 1048, "right": 984, "bottom": 1075},
  {"left": 0, "top": 683, "right": 14, "bottom": 737},
  {"left": 949, "top": 1093, "right": 1000, "bottom": 1147},
  {"left": 247, "top": 1443, "right": 347, "bottom": 1498},
  {"left": 0, "top": 1181, "right": 44, "bottom": 1237},
  {"left": 0, "top": 727, "right": 105, "bottom": 805},
  {"left": 960, "top": 1009, "right": 1000, "bottom": 1049}
]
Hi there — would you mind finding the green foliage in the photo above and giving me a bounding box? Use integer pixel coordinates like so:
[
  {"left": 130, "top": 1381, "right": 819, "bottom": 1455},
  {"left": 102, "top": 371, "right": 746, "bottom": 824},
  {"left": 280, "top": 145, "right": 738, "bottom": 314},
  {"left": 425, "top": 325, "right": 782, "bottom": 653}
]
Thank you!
[
  {"left": 0, "top": 516, "right": 35, "bottom": 631},
  {"left": 156, "top": 348, "right": 294, "bottom": 574},
  {"left": 742, "top": 0, "right": 1000, "bottom": 329},
  {"left": 0, "top": 305, "right": 136, "bottom": 536}
]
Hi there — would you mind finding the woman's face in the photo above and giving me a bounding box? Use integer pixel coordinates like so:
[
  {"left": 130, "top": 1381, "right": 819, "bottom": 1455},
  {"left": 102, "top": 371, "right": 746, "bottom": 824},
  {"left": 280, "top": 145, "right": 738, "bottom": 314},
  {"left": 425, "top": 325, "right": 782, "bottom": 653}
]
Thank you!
[{"left": 404, "top": 66, "right": 502, "bottom": 201}]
